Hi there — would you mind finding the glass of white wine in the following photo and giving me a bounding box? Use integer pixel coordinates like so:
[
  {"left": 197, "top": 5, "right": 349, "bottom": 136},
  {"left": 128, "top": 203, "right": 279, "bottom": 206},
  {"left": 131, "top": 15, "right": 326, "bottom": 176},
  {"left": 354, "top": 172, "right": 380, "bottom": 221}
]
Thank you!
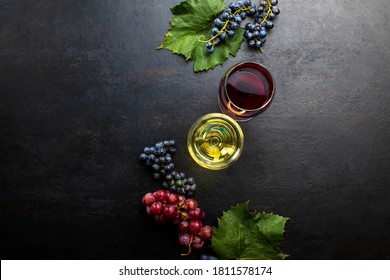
[{"left": 187, "top": 113, "right": 244, "bottom": 170}]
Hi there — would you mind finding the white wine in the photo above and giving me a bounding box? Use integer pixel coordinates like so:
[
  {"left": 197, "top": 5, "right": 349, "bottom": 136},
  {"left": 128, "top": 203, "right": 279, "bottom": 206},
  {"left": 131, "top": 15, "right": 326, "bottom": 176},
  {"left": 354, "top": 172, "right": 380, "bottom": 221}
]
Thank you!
[{"left": 187, "top": 113, "right": 244, "bottom": 170}]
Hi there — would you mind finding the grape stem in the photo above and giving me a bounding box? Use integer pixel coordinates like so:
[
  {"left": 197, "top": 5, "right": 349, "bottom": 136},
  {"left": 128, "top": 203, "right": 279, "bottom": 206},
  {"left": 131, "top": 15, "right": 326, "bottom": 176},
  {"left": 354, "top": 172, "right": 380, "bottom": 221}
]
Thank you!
[
  {"left": 180, "top": 211, "right": 189, "bottom": 221},
  {"left": 255, "top": 0, "right": 272, "bottom": 52},
  {"left": 259, "top": 0, "right": 272, "bottom": 26},
  {"left": 181, "top": 234, "right": 194, "bottom": 256},
  {"left": 198, "top": 6, "right": 251, "bottom": 45}
]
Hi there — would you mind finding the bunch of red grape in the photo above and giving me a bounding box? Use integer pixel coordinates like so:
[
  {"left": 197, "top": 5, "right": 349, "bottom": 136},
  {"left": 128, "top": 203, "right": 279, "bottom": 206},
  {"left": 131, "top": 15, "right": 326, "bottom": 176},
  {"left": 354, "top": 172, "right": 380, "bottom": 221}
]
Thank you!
[{"left": 142, "top": 189, "right": 213, "bottom": 255}]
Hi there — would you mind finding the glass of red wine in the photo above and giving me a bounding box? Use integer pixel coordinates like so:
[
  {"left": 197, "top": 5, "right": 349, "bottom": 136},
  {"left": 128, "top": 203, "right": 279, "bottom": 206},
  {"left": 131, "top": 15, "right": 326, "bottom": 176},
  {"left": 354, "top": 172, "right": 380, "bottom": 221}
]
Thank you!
[{"left": 218, "top": 62, "right": 276, "bottom": 121}]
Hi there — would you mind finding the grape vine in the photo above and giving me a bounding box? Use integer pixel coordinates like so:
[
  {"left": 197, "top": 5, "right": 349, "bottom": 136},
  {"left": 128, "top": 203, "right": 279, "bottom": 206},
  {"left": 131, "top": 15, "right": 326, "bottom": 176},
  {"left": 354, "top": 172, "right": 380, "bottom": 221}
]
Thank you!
[{"left": 201, "top": 0, "right": 280, "bottom": 53}]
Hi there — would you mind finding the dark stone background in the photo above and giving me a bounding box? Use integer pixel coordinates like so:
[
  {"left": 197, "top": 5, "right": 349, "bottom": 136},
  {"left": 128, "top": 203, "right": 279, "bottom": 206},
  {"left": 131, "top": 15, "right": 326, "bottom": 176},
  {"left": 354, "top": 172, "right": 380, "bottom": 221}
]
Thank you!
[{"left": 1, "top": 0, "right": 389, "bottom": 260}]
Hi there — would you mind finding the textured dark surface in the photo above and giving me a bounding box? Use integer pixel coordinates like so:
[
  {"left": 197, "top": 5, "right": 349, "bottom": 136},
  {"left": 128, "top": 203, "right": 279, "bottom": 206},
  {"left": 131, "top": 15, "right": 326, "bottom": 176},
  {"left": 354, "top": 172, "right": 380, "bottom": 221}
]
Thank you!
[{"left": 1, "top": 0, "right": 389, "bottom": 260}]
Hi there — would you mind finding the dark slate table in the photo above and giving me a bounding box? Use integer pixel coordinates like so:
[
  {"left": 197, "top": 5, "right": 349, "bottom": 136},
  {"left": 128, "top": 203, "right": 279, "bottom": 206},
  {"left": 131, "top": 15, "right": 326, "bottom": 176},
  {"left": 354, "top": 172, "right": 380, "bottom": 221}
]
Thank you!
[{"left": 1, "top": 0, "right": 389, "bottom": 260}]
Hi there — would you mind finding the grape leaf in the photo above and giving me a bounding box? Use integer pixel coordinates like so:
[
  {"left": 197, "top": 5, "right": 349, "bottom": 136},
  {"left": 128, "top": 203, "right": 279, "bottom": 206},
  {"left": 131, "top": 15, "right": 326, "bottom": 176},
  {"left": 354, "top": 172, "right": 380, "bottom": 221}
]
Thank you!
[
  {"left": 210, "top": 201, "right": 289, "bottom": 260},
  {"left": 158, "top": 0, "right": 244, "bottom": 72}
]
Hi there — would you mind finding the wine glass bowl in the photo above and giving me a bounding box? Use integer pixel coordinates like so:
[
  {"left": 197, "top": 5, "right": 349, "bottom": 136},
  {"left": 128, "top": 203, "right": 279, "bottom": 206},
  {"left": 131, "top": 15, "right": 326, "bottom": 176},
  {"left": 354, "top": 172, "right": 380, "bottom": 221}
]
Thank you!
[
  {"left": 218, "top": 61, "right": 276, "bottom": 121},
  {"left": 187, "top": 113, "right": 244, "bottom": 170}
]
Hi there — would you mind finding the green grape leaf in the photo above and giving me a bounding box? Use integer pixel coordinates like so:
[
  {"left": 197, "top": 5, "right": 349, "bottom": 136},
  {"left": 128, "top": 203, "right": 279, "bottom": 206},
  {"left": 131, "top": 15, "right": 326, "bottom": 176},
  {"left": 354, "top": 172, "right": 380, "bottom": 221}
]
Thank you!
[
  {"left": 159, "top": 0, "right": 244, "bottom": 72},
  {"left": 210, "top": 201, "right": 289, "bottom": 260}
]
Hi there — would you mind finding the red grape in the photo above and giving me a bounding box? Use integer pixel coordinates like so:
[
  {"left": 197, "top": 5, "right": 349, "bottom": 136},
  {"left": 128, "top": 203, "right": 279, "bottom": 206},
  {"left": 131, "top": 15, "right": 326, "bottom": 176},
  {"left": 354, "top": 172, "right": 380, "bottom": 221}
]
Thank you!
[
  {"left": 189, "top": 220, "right": 202, "bottom": 234},
  {"left": 184, "top": 199, "right": 198, "bottom": 211},
  {"left": 171, "top": 212, "right": 182, "bottom": 224},
  {"left": 188, "top": 208, "right": 205, "bottom": 220},
  {"left": 150, "top": 201, "right": 163, "bottom": 215},
  {"left": 199, "top": 225, "right": 213, "bottom": 240},
  {"left": 142, "top": 192, "right": 156, "bottom": 207},
  {"left": 167, "top": 193, "right": 180, "bottom": 205},
  {"left": 178, "top": 233, "right": 191, "bottom": 246},
  {"left": 163, "top": 204, "right": 178, "bottom": 219},
  {"left": 191, "top": 236, "right": 204, "bottom": 250},
  {"left": 178, "top": 220, "right": 190, "bottom": 234},
  {"left": 154, "top": 190, "right": 168, "bottom": 203}
]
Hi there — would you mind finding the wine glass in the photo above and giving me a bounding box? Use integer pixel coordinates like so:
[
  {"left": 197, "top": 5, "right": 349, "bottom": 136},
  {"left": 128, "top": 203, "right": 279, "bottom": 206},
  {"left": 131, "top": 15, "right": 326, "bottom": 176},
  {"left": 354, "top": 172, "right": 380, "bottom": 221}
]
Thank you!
[
  {"left": 187, "top": 113, "right": 244, "bottom": 170},
  {"left": 218, "top": 61, "right": 276, "bottom": 121}
]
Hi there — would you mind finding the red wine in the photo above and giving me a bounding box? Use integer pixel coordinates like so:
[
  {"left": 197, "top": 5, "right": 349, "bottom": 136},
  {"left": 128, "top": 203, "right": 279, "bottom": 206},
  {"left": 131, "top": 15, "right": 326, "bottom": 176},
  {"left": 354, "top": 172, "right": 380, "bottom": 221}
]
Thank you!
[{"left": 219, "top": 62, "right": 275, "bottom": 121}]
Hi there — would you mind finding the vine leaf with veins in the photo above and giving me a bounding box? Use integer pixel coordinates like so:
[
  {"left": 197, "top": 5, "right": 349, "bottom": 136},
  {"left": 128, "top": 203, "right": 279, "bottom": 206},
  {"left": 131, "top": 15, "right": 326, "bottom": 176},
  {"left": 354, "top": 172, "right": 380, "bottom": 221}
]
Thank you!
[
  {"left": 158, "top": 0, "right": 244, "bottom": 72},
  {"left": 210, "top": 201, "right": 289, "bottom": 260}
]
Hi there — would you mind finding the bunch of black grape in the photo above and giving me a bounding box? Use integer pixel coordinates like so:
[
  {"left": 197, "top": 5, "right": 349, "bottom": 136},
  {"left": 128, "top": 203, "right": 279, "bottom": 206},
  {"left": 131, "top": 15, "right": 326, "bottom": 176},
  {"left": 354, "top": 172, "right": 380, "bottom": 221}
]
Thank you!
[
  {"left": 139, "top": 140, "right": 197, "bottom": 196},
  {"left": 142, "top": 190, "right": 213, "bottom": 255},
  {"left": 244, "top": 0, "right": 280, "bottom": 49},
  {"left": 205, "top": 0, "right": 257, "bottom": 54},
  {"left": 204, "top": 0, "right": 280, "bottom": 53}
]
